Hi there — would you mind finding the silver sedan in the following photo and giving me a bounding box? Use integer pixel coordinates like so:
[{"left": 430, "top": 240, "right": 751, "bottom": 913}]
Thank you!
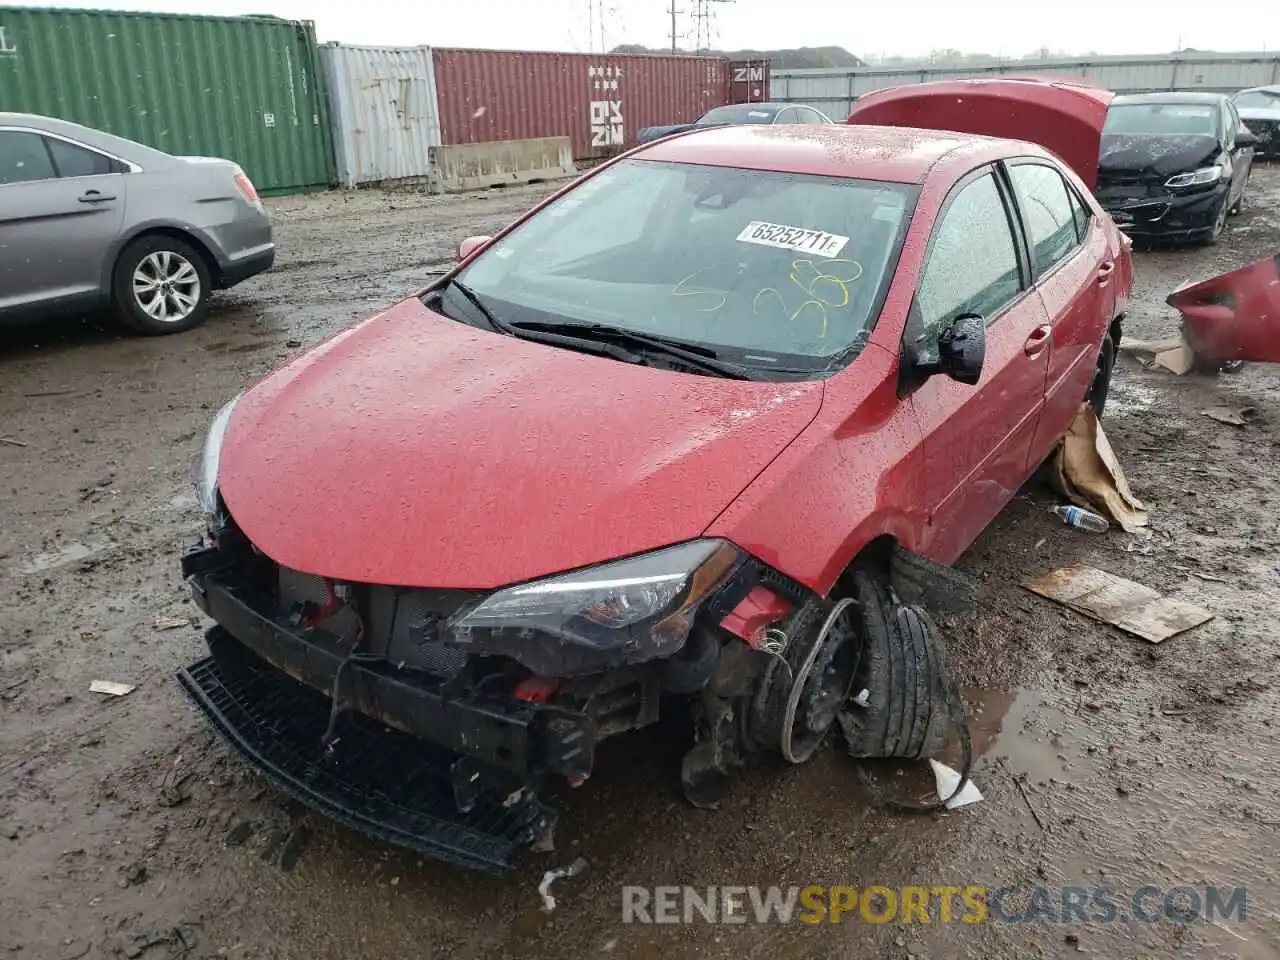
[{"left": 0, "top": 113, "right": 275, "bottom": 334}]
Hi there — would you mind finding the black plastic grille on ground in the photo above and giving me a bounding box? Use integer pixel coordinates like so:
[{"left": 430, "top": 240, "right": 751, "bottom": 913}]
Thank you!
[{"left": 178, "top": 629, "right": 554, "bottom": 874}]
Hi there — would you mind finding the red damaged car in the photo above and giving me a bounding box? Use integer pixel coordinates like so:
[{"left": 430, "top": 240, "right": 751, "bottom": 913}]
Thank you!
[{"left": 180, "top": 79, "right": 1132, "bottom": 872}]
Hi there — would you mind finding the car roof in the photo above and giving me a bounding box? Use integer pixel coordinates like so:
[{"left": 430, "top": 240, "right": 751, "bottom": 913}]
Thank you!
[
  {"left": 0, "top": 112, "right": 174, "bottom": 164},
  {"left": 1111, "top": 92, "right": 1227, "bottom": 106},
  {"left": 1237, "top": 84, "right": 1280, "bottom": 95},
  {"left": 632, "top": 122, "right": 1040, "bottom": 185}
]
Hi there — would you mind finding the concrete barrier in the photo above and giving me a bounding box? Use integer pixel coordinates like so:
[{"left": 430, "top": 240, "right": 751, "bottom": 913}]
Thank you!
[{"left": 431, "top": 137, "right": 576, "bottom": 192}]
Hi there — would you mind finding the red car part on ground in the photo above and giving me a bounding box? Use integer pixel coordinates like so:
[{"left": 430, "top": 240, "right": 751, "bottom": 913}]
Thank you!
[{"left": 1166, "top": 253, "right": 1280, "bottom": 364}]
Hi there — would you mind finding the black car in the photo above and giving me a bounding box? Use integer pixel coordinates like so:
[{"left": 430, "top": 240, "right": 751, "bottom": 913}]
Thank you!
[
  {"left": 636, "top": 102, "right": 832, "bottom": 145},
  {"left": 1096, "top": 92, "right": 1259, "bottom": 244}
]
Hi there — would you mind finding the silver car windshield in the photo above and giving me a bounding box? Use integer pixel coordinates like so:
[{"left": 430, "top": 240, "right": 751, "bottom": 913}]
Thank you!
[
  {"left": 1235, "top": 91, "right": 1280, "bottom": 110},
  {"left": 456, "top": 159, "right": 915, "bottom": 365}
]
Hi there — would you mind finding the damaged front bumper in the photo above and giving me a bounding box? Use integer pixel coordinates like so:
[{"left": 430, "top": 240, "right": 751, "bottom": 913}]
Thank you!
[
  {"left": 180, "top": 629, "right": 554, "bottom": 873},
  {"left": 179, "top": 543, "right": 609, "bottom": 873},
  {"left": 1098, "top": 182, "right": 1228, "bottom": 241}
]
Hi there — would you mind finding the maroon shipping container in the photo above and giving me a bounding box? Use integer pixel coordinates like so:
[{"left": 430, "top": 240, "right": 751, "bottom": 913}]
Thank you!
[
  {"left": 728, "top": 60, "right": 771, "bottom": 103},
  {"left": 432, "top": 48, "right": 731, "bottom": 160}
]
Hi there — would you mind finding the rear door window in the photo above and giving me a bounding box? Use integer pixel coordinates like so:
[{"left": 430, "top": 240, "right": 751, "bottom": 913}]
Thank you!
[
  {"left": 1008, "top": 163, "right": 1081, "bottom": 277},
  {"left": 46, "top": 137, "right": 117, "bottom": 178},
  {"left": 1068, "top": 187, "right": 1092, "bottom": 242},
  {"left": 915, "top": 170, "right": 1023, "bottom": 338},
  {"left": 0, "top": 130, "right": 57, "bottom": 185}
]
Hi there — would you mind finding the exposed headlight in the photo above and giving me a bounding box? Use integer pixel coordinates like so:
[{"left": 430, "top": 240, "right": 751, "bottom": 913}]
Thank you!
[
  {"left": 194, "top": 393, "right": 241, "bottom": 516},
  {"left": 449, "top": 539, "right": 742, "bottom": 675},
  {"left": 1165, "top": 165, "right": 1224, "bottom": 189}
]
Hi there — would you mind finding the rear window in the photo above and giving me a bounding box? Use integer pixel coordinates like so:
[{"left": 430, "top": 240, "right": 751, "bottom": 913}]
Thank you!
[
  {"left": 453, "top": 159, "right": 917, "bottom": 373},
  {"left": 1103, "top": 103, "right": 1218, "bottom": 137}
]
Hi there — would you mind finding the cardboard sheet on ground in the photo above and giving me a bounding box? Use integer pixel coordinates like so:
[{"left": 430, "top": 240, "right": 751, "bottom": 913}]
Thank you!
[
  {"left": 1119, "top": 335, "right": 1195, "bottom": 375},
  {"left": 1024, "top": 565, "right": 1213, "bottom": 643},
  {"left": 1050, "top": 406, "right": 1149, "bottom": 532}
]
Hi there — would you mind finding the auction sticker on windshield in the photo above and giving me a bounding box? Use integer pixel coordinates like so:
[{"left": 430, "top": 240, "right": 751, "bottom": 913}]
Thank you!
[{"left": 737, "top": 222, "right": 849, "bottom": 258}]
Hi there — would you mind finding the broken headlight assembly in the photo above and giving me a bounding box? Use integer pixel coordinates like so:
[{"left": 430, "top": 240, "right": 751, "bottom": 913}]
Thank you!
[
  {"left": 447, "top": 539, "right": 742, "bottom": 676},
  {"left": 194, "top": 393, "right": 241, "bottom": 517}
]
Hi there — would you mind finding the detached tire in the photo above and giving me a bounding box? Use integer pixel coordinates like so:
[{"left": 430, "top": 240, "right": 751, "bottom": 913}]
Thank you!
[
  {"left": 112, "top": 235, "right": 212, "bottom": 335},
  {"left": 840, "top": 570, "right": 951, "bottom": 760}
]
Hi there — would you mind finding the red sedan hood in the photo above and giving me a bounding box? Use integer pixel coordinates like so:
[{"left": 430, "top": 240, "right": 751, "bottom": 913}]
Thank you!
[
  {"left": 218, "top": 298, "right": 823, "bottom": 588},
  {"left": 847, "top": 77, "right": 1112, "bottom": 189}
]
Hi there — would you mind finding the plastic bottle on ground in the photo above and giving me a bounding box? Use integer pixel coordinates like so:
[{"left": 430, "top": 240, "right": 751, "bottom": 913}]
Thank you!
[{"left": 1050, "top": 504, "right": 1110, "bottom": 533}]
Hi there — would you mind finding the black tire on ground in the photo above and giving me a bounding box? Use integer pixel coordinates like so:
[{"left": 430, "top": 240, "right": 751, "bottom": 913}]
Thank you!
[
  {"left": 1088, "top": 333, "right": 1116, "bottom": 419},
  {"left": 839, "top": 569, "right": 951, "bottom": 760},
  {"left": 889, "top": 545, "right": 980, "bottom": 616},
  {"left": 112, "top": 234, "right": 213, "bottom": 335}
]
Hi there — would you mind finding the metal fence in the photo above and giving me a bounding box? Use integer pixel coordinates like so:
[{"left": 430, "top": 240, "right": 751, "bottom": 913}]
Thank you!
[{"left": 773, "top": 52, "right": 1280, "bottom": 120}]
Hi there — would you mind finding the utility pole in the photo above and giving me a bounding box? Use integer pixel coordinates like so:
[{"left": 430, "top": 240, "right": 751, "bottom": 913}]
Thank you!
[
  {"left": 691, "top": 0, "right": 733, "bottom": 56},
  {"left": 669, "top": 3, "right": 681, "bottom": 53}
]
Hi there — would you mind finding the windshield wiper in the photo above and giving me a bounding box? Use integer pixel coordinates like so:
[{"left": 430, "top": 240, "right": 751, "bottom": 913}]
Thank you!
[
  {"left": 442, "top": 280, "right": 642, "bottom": 364},
  {"left": 509, "top": 321, "right": 755, "bottom": 380}
]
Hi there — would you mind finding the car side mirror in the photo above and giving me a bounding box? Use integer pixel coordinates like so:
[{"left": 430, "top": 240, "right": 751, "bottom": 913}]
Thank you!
[
  {"left": 1236, "top": 128, "right": 1260, "bottom": 148},
  {"left": 907, "top": 313, "right": 987, "bottom": 388},
  {"left": 457, "top": 235, "right": 491, "bottom": 261}
]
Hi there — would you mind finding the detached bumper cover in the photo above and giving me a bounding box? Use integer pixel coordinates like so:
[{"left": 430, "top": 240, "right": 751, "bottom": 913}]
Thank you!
[
  {"left": 179, "top": 628, "right": 554, "bottom": 873},
  {"left": 1166, "top": 253, "right": 1280, "bottom": 364}
]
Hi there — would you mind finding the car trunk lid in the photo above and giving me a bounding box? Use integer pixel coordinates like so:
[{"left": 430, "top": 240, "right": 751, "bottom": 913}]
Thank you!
[{"left": 846, "top": 77, "right": 1113, "bottom": 189}]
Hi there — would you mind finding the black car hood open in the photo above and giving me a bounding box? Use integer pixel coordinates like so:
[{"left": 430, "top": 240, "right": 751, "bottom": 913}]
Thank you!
[{"left": 1099, "top": 134, "right": 1221, "bottom": 179}]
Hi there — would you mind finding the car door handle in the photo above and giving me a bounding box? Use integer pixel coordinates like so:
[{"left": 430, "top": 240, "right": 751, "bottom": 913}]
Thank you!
[
  {"left": 1024, "top": 324, "right": 1052, "bottom": 357},
  {"left": 78, "top": 190, "right": 116, "bottom": 204},
  {"left": 1096, "top": 261, "right": 1115, "bottom": 285}
]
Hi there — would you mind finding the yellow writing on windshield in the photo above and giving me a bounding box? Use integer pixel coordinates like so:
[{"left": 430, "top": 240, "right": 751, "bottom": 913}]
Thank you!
[{"left": 753, "top": 258, "right": 864, "bottom": 338}]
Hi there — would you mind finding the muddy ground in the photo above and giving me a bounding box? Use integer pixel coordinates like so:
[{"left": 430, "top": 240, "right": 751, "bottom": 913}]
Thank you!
[{"left": 2, "top": 169, "right": 1279, "bottom": 960}]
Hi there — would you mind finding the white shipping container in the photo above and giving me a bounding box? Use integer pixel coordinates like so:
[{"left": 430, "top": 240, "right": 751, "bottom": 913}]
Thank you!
[{"left": 320, "top": 43, "right": 442, "bottom": 187}]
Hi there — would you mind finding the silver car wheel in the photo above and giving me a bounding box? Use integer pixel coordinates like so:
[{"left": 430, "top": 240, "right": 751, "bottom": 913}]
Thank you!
[{"left": 132, "top": 251, "right": 201, "bottom": 323}]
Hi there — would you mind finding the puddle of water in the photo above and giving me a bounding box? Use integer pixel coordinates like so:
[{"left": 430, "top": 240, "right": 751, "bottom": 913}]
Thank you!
[
  {"left": 1106, "top": 377, "right": 1162, "bottom": 417},
  {"left": 965, "top": 688, "right": 1072, "bottom": 786},
  {"left": 21, "top": 539, "right": 110, "bottom": 574}
]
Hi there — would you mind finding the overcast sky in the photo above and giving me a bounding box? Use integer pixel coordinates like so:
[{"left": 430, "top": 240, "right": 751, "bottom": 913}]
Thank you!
[{"left": 31, "top": 0, "right": 1280, "bottom": 58}]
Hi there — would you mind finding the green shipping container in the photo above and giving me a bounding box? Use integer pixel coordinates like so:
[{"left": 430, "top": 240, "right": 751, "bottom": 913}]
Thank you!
[{"left": 0, "top": 5, "right": 334, "bottom": 194}]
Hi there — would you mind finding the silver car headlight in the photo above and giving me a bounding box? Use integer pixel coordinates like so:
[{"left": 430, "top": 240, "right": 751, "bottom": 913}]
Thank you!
[
  {"left": 448, "top": 539, "right": 742, "bottom": 675},
  {"left": 194, "top": 393, "right": 241, "bottom": 517}
]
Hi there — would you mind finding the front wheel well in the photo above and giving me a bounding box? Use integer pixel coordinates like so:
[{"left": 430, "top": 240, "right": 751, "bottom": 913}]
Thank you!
[
  {"left": 1109, "top": 315, "right": 1124, "bottom": 351},
  {"left": 835, "top": 535, "right": 899, "bottom": 591},
  {"left": 115, "top": 228, "right": 222, "bottom": 289}
]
